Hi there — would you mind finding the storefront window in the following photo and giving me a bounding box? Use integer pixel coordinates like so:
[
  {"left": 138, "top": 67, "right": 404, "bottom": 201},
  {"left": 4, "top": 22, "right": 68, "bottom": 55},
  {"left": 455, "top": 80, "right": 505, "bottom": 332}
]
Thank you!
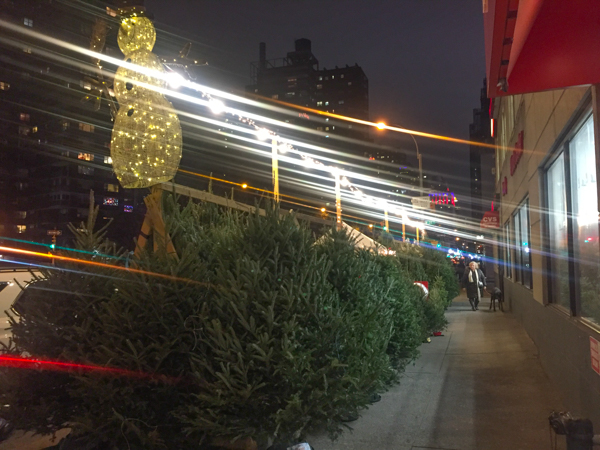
[
  {"left": 513, "top": 211, "right": 521, "bottom": 283},
  {"left": 519, "top": 201, "right": 532, "bottom": 288},
  {"left": 504, "top": 221, "right": 512, "bottom": 278},
  {"left": 569, "top": 116, "right": 600, "bottom": 324},
  {"left": 512, "top": 200, "right": 532, "bottom": 288},
  {"left": 547, "top": 154, "right": 570, "bottom": 309}
]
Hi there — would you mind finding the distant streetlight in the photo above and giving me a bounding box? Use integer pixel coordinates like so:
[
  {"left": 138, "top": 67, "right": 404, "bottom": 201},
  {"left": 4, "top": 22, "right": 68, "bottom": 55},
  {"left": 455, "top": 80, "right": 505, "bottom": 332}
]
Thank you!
[
  {"left": 242, "top": 183, "right": 248, "bottom": 189},
  {"left": 320, "top": 207, "right": 326, "bottom": 213},
  {"left": 376, "top": 121, "right": 422, "bottom": 191}
]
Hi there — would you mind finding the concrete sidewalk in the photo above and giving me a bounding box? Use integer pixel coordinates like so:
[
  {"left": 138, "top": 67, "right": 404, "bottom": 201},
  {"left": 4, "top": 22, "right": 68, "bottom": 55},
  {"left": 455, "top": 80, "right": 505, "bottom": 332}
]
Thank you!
[{"left": 310, "top": 295, "right": 566, "bottom": 450}]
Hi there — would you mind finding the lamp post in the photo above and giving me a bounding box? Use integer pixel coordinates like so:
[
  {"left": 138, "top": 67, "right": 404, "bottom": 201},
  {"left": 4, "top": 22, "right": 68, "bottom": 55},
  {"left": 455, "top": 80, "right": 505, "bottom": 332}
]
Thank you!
[
  {"left": 334, "top": 172, "right": 342, "bottom": 230},
  {"left": 272, "top": 138, "right": 279, "bottom": 203}
]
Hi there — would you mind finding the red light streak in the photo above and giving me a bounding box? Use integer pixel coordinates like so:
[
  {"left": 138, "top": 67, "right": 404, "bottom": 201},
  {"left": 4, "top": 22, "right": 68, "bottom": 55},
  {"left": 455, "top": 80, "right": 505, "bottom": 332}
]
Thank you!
[{"left": 0, "top": 355, "right": 177, "bottom": 383}]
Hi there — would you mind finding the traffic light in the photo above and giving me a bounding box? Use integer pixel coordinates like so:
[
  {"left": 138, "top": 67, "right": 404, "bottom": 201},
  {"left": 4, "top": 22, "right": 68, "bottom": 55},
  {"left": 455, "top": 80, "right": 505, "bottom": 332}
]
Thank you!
[{"left": 50, "top": 235, "right": 56, "bottom": 250}]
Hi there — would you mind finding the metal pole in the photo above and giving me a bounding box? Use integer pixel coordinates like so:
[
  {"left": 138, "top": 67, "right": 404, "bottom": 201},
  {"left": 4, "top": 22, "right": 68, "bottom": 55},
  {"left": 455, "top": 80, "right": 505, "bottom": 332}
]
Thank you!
[
  {"left": 384, "top": 208, "right": 389, "bottom": 232},
  {"left": 416, "top": 226, "right": 420, "bottom": 245},
  {"left": 408, "top": 133, "right": 422, "bottom": 192},
  {"left": 335, "top": 173, "right": 342, "bottom": 230},
  {"left": 402, "top": 222, "right": 406, "bottom": 241},
  {"left": 272, "top": 138, "right": 279, "bottom": 203}
]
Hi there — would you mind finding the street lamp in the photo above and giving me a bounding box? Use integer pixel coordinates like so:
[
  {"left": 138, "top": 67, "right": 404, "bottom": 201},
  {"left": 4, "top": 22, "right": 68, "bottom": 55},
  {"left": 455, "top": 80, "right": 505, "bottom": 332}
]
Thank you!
[{"left": 376, "top": 122, "right": 422, "bottom": 191}]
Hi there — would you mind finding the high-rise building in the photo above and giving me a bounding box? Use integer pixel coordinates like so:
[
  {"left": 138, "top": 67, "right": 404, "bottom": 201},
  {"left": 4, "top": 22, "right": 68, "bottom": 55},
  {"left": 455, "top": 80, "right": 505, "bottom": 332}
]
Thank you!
[
  {"left": 468, "top": 79, "right": 494, "bottom": 221},
  {"left": 247, "top": 39, "right": 370, "bottom": 142},
  {"left": 0, "top": 0, "right": 145, "bottom": 251}
]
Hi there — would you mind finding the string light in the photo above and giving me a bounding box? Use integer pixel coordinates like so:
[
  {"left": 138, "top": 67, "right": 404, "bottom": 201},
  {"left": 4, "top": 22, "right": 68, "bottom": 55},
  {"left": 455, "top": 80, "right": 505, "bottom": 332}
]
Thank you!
[{"left": 111, "top": 14, "right": 182, "bottom": 189}]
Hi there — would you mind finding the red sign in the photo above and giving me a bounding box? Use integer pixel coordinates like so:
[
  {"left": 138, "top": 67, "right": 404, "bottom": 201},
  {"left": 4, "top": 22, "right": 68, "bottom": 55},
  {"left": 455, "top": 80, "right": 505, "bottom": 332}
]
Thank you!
[
  {"left": 480, "top": 211, "right": 500, "bottom": 229},
  {"left": 502, "top": 176, "right": 508, "bottom": 196},
  {"left": 591, "top": 336, "right": 600, "bottom": 376},
  {"left": 509, "top": 131, "right": 524, "bottom": 176}
]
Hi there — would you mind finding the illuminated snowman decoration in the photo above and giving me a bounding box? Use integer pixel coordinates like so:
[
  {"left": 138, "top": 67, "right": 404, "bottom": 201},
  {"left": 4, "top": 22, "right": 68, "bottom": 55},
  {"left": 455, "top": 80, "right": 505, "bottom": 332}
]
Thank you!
[{"left": 111, "top": 14, "right": 182, "bottom": 189}]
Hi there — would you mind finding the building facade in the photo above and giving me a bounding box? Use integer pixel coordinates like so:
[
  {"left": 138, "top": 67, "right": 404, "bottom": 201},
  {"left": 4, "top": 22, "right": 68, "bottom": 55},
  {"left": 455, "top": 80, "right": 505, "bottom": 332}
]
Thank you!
[
  {"left": 0, "top": 0, "right": 146, "bottom": 251},
  {"left": 469, "top": 79, "right": 495, "bottom": 222},
  {"left": 247, "top": 39, "right": 369, "bottom": 142},
  {"left": 493, "top": 85, "right": 600, "bottom": 424}
]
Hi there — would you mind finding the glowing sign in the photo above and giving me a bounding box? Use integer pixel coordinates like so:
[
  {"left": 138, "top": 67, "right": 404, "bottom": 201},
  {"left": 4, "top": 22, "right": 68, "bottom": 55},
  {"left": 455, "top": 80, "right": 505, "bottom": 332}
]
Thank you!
[{"left": 429, "top": 192, "right": 456, "bottom": 206}]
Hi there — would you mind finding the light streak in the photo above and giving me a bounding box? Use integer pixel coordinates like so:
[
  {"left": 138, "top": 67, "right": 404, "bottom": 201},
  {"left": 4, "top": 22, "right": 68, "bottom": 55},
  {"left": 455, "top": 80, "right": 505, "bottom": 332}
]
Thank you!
[
  {"left": 0, "top": 355, "right": 177, "bottom": 383},
  {"left": 0, "top": 246, "right": 205, "bottom": 286}
]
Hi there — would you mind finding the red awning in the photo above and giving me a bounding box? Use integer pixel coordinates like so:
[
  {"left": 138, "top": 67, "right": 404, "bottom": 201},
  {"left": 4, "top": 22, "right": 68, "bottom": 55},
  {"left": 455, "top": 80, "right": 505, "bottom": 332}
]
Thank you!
[{"left": 484, "top": 0, "right": 600, "bottom": 98}]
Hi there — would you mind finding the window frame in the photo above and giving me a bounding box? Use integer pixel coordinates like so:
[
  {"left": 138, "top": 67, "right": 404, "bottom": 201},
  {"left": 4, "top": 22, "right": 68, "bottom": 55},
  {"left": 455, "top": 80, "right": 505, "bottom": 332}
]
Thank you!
[{"left": 542, "top": 109, "right": 599, "bottom": 322}]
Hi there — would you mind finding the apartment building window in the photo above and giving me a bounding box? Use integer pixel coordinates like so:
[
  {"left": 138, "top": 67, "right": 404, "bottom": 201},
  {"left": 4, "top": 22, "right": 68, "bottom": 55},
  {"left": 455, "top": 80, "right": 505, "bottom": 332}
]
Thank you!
[
  {"left": 316, "top": 101, "right": 323, "bottom": 106},
  {"left": 285, "top": 92, "right": 295, "bottom": 98},
  {"left": 316, "top": 84, "right": 323, "bottom": 90},
  {"left": 24, "top": 18, "right": 33, "bottom": 27},
  {"left": 79, "top": 122, "right": 94, "bottom": 132},
  {"left": 20, "top": 113, "right": 30, "bottom": 122},
  {"left": 78, "top": 153, "right": 93, "bottom": 161},
  {"left": 17, "top": 225, "right": 27, "bottom": 234},
  {"left": 104, "top": 156, "right": 113, "bottom": 164},
  {"left": 105, "top": 183, "right": 119, "bottom": 192},
  {"left": 340, "top": 74, "right": 344, "bottom": 78},
  {"left": 339, "top": 100, "right": 344, "bottom": 104},
  {"left": 545, "top": 114, "right": 599, "bottom": 324},
  {"left": 0, "top": 82, "right": 9, "bottom": 90},
  {"left": 78, "top": 166, "right": 94, "bottom": 175}
]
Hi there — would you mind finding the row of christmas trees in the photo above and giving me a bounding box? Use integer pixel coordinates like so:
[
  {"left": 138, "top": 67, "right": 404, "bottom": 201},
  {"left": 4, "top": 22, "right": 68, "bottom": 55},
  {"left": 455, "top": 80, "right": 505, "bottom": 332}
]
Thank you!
[{"left": 0, "top": 194, "right": 458, "bottom": 449}]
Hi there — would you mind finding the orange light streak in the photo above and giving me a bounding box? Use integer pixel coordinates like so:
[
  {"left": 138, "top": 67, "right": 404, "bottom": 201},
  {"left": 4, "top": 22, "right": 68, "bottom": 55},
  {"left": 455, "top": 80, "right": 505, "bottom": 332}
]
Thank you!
[{"left": 0, "top": 246, "right": 204, "bottom": 286}]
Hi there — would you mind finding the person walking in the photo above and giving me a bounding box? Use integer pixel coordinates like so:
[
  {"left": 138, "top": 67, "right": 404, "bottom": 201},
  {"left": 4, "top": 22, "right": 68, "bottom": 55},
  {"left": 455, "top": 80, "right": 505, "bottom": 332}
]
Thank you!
[{"left": 462, "top": 261, "right": 486, "bottom": 311}]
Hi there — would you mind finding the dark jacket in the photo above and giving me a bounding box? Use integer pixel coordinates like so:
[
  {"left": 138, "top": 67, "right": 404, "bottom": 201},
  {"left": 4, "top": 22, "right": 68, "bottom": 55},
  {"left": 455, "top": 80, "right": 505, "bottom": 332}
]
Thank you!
[{"left": 462, "top": 268, "right": 486, "bottom": 299}]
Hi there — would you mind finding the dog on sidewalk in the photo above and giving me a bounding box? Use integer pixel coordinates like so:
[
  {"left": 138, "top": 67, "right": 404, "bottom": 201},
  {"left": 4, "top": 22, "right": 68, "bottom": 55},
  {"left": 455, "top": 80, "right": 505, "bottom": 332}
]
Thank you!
[{"left": 487, "top": 287, "right": 503, "bottom": 312}]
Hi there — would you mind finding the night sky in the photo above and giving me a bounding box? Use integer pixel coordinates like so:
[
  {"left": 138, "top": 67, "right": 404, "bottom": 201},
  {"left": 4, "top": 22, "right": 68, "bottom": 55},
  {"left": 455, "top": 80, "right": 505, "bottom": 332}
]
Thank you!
[{"left": 146, "top": 0, "right": 486, "bottom": 207}]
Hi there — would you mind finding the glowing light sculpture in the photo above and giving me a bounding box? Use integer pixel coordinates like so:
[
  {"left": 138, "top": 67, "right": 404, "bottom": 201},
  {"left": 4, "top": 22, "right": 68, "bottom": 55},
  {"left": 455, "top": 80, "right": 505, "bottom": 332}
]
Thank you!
[{"left": 111, "top": 14, "right": 182, "bottom": 189}]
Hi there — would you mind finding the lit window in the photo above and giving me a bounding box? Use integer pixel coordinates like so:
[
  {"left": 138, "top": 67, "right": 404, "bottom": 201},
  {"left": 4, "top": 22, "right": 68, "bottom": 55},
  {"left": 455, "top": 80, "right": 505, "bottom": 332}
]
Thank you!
[
  {"left": 340, "top": 74, "right": 345, "bottom": 78},
  {"left": 80, "top": 80, "right": 92, "bottom": 90},
  {"left": 339, "top": 100, "right": 344, "bottom": 104},
  {"left": 31, "top": 126, "right": 37, "bottom": 133},
  {"left": 287, "top": 77, "right": 297, "bottom": 82},
  {"left": 16, "top": 211, "right": 26, "bottom": 219},
  {"left": 20, "top": 113, "right": 30, "bottom": 122},
  {"left": 316, "top": 101, "right": 323, "bottom": 106},
  {"left": 271, "top": 94, "right": 278, "bottom": 99},
  {"left": 348, "top": 82, "right": 352, "bottom": 86},
  {"left": 318, "top": 76, "right": 323, "bottom": 81},
  {"left": 106, "top": 7, "right": 118, "bottom": 17},
  {"left": 325, "top": 127, "right": 330, "bottom": 131},
  {"left": 23, "top": 47, "right": 32, "bottom": 54},
  {"left": 62, "top": 121, "right": 69, "bottom": 130},
  {"left": 316, "top": 84, "right": 323, "bottom": 89},
  {"left": 317, "top": 127, "right": 323, "bottom": 131},
  {"left": 331, "top": 75, "right": 335, "bottom": 79},
  {"left": 24, "top": 18, "right": 33, "bottom": 27},
  {"left": 124, "top": 205, "right": 133, "bottom": 213},
  {"left": 103, "top": 197, "right": 118, "bottom": 206},
  {"left": 285, "top": 92, "right": 295, "bottom": 97},
  {"left": 324, "top": 101, "right": 329, "bottom": 106},
  {"left": 78, "top": 153, "right": 93, "bottom": 161},
  {"left": 104, "top": 156, "right": 113, "bottom": 164},
  {"left": 105, "top": 183, "right": 119, "bottom": 192},
  {"left": 78, "top": 166, "right": 94, "bottom": 175},
  {"left": 0, "top": 82, "right": 9, "bottom": 91},
  {"left": 17, "top": 225, "right": 26, "bottom": 233},
  {"left": 79, "top": 123, "right": 94, "bottom": 132},
  {"left": 19, "top": 126, "right": 30, "bottom": 136}
]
